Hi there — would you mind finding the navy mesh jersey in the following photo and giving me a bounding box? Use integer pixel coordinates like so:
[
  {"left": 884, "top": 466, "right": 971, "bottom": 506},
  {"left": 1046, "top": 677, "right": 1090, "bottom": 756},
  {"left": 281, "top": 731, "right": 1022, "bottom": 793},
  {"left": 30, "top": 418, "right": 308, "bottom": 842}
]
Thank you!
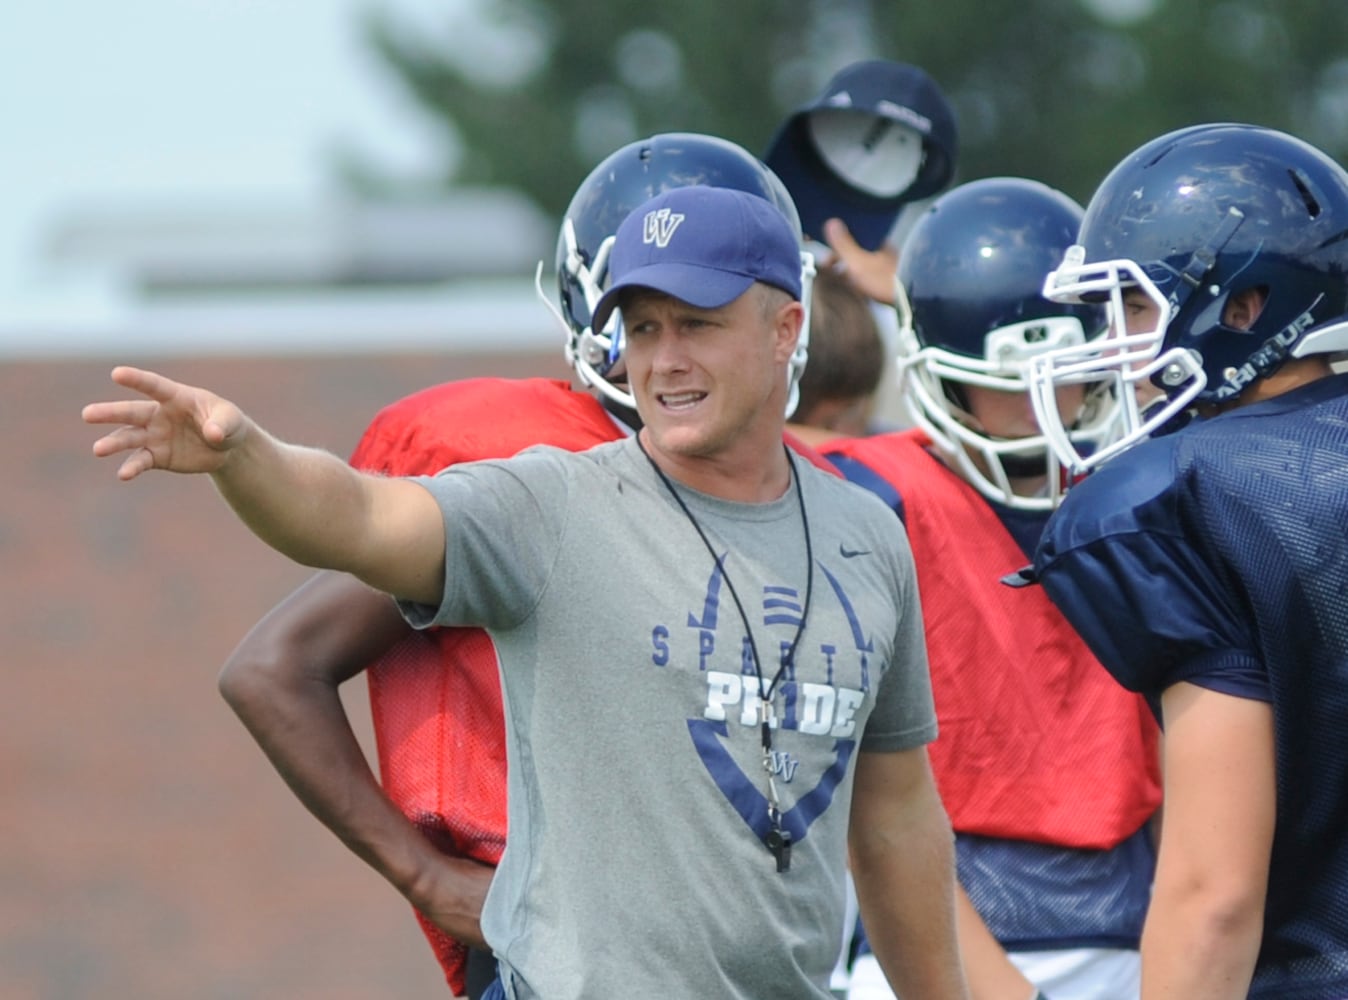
[{"left": 1035, "top": 373, "right": 1348, "bottom": 998}]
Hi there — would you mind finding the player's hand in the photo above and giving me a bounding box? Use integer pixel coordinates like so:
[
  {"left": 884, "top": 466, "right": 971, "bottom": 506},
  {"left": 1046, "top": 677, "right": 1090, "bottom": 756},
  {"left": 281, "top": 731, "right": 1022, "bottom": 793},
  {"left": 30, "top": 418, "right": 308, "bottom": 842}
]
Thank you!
[
  {"left": 411, "top": 854, "right": 495, "bottom": 950},
  {"left": 83, "top": 366, "right": 252, "bottom": 481},
  {"left": 822, "top": 217, "right": 900, "bottom": 306}
]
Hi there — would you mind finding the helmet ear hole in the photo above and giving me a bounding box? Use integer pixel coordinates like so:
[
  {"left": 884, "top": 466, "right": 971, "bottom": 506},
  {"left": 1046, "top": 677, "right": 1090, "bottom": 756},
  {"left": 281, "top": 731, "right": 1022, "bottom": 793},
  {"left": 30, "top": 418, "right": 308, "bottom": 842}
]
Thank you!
[{"left": 1223, "top": 286, "right": 1269, "bottom": 332}]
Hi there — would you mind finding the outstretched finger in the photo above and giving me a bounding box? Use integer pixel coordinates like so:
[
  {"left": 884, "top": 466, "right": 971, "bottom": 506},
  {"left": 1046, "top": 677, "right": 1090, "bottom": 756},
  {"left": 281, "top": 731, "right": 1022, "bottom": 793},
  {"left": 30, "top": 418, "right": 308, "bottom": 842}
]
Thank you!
[
  {"left": 109, "top": 365, "right": 179, "bottom": 402},
  {"left": 115, "top": 448, "right": 159, "bottom": 482},
  {"left": 81, "top": 398, "right": 159, "bottom": 429},
  {"left": 823, "top": 217, "right": 860, "bottom": 254},
  {"left": 823, "top": 216, "right": 874, "bottom": 273},
  {"left": 90, "top": 423, "right": 158, "bottom": 460}
]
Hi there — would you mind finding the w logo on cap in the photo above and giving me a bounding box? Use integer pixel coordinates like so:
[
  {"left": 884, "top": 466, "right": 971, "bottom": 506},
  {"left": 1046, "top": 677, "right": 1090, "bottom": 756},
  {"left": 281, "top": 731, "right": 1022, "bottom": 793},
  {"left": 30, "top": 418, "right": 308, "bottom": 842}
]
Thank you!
[{"left": 642, "top": 208, "right": 685, "bottom": 248}]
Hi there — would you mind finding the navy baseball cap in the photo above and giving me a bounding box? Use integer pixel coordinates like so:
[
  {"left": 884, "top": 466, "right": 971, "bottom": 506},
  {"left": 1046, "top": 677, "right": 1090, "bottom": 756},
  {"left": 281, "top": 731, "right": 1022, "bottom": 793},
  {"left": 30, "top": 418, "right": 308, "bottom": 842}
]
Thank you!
[
  {"left": 764, "top": 59, "right": 958, "bottom": 251},
  {"left": 590, "top": 185, "right": 802, "bottom": 332}
]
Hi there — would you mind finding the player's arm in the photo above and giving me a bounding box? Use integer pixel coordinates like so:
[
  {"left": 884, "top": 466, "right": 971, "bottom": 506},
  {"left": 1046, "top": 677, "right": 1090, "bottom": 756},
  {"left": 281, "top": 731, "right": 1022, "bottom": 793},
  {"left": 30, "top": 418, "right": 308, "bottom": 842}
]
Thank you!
[
  {"left": 84, "top": 366, "right": 446, "bottom": 604},
  {"left": 951, "top": 885, "right": 1038, "bottom": 999},
  {"left": 218, "top": 571, "right": 491, "bottom": 946},
  {"left": 850, "top": 746, "right": 970, "bottom": 1000},
  {"left": 1140, "top": 681, "right": 1274, "bottom": 999}
]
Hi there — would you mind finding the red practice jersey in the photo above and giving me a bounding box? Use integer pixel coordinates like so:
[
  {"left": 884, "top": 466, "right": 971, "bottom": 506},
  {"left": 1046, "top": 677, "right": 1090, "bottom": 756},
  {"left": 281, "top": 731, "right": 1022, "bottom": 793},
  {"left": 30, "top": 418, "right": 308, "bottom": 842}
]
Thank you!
[
  {"left": 349, "top": 378, "right": 624, "bottom": 993},
  {"left": 824, "top": 429, "right": 1161, "bottom": 848}
]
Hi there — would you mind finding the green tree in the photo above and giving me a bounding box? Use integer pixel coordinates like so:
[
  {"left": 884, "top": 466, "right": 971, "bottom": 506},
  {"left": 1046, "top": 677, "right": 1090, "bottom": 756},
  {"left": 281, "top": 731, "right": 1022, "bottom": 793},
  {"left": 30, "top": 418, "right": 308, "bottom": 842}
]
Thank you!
[
  {"left": 886, "top": 0, "right": 1348, "bottom": 202},
  {"left": 362, "top": 0, "right": 1348, "bottom": 215},
  {"left": 362, "top": 0, "right": 831, "bottom": 215}
]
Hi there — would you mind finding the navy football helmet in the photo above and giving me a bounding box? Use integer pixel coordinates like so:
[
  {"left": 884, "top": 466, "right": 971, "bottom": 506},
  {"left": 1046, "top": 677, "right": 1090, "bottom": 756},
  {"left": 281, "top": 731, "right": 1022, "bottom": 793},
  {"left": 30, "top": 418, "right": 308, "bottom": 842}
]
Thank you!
[
  {"left": 1029, "top": 123, "right": 1348, "bottom": 472},
  {"left": 538, "top": 132, "right": 816, "bottom": 415},
  {"left": 894, "top": 176, "right": 1114, "bottom": 509}
]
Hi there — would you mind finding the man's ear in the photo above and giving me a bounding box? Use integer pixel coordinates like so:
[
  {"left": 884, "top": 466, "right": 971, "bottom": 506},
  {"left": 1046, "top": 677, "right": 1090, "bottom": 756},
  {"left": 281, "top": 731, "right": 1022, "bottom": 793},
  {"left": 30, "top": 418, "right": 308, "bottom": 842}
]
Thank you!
[
  {"left": 1224, "top": 286, "right": 1269, "bottom": 331},
  {"left": 774, "top": 300, "right": 806, "bottom": 363}
]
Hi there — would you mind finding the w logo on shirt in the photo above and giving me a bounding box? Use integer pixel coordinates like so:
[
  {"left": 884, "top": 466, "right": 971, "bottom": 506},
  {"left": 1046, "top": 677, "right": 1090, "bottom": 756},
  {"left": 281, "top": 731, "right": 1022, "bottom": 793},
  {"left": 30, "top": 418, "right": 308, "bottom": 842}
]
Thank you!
[{"left": 643, "top": 208, "right": 685, "bottom": 248}]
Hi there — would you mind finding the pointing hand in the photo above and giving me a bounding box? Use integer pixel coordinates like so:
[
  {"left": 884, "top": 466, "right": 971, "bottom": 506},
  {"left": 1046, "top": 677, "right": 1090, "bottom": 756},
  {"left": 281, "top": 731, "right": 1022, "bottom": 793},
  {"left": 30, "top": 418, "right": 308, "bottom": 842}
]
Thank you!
[{"left": 83, "top": 366, "right": 252, "bottom": 481}]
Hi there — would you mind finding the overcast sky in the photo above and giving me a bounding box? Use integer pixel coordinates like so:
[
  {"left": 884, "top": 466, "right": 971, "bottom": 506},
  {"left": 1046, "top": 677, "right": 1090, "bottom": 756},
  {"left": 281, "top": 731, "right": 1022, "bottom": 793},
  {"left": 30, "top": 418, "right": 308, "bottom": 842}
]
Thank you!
[{"left": 0, "top": 0, "right": 458, "bottom": 300}]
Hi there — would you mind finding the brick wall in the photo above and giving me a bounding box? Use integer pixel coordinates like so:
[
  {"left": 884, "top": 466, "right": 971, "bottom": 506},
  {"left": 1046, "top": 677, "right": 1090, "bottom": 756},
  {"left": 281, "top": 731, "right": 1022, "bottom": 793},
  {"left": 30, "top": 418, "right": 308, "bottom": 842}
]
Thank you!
[{"left": 2, "top": 351, "right": 564, "bottom": 999}]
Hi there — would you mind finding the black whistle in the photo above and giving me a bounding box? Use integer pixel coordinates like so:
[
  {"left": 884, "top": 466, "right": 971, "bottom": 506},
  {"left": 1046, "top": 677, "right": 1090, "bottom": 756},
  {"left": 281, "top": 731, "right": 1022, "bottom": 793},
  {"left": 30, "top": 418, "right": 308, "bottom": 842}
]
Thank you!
[{"left": 766, "top": 827, "right": 792, "bottom": 873}]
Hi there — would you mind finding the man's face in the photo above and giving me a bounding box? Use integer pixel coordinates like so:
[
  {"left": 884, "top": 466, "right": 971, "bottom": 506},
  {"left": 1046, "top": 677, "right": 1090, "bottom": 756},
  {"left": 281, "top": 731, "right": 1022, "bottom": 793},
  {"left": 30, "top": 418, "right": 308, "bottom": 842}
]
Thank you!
[
  {"left": 1114, "top": 286, "right": 1167, "bottom": 409},
  {"left": 1119, "top": 286, "right": 1163, "bottom": 337},
  {"left": 961, "top": 381, "right": 1086, "bottom": 444},
  {"left": 620, "top": 286, "right": 801, "bottom": 466}
]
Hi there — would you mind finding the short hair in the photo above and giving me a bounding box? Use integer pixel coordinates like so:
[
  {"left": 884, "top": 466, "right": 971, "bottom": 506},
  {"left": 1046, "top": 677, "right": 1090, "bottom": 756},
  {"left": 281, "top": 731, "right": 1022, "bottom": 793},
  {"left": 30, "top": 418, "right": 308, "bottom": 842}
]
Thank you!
[
  {"left": 754, "top": 282, "right": 795, "bottom": 321},
  {"left": 792, "top": 268, "right": 886, "bottom": 422}
]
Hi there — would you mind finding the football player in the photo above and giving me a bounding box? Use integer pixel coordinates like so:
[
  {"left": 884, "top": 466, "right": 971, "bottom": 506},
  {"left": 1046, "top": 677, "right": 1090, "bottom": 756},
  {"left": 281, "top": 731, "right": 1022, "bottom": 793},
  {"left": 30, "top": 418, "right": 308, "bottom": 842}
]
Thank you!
[
  {"left": 825, "top": 177, "right": 1162, "bottom": 1000},
  {"left": 1025, "top": 123, "right": 1348, "bottom": 999}
]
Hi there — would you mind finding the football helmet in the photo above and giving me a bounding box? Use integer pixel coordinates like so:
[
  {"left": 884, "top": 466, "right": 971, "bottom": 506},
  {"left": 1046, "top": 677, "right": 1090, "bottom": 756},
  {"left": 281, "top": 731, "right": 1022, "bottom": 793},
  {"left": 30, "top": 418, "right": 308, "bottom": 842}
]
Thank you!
[
  {"left": 538, "top": 132, "right": 816, "bottom": 415},
  {"left": 1027, "top": 122, "right": 1348, "bottom": 473},
  {"left": 895, "top": 176, "right": 1113, "bottom": 510}
]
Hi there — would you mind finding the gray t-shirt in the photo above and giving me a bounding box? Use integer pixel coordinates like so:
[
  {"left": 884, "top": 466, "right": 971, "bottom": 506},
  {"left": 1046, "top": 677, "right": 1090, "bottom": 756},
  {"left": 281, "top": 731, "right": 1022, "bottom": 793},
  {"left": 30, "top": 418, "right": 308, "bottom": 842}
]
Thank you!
[{"left": 401, "top": 435, "right": 936, "bottom": 1000}]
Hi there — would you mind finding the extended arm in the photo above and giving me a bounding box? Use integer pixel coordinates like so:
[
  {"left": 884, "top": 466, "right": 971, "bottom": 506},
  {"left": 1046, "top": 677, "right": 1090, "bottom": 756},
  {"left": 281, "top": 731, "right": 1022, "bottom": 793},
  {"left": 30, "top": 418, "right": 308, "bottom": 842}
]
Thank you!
[
  {"left": 83, "top": 366, "right": 445, "bottom": 603},
  {"left": 1140, "top": 682, "right": 1274, "bottom": 999},
  {"left": 850, "top": 746, "right": 970, "bottom": 1000},
  {"left": 217, "top": 570, "right": 491, "bottom": 946}
]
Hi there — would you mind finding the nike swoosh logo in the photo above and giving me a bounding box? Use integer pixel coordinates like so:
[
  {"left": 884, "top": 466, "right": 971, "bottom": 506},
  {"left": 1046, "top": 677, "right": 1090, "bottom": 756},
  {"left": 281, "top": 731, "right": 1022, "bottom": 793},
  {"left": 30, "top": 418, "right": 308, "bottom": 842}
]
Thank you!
[{"left": 839, "top": 544, "right": 870, "bottom": 559}]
